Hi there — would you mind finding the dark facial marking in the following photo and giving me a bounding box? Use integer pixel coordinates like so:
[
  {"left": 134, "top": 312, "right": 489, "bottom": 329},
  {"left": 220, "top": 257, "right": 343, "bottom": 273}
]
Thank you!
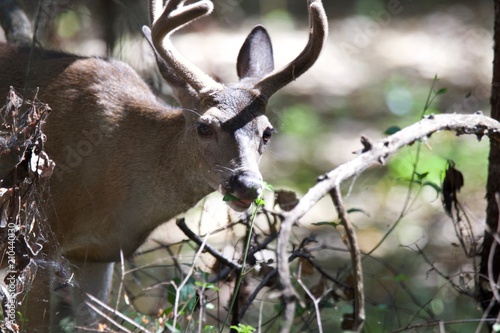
[{"left": 220, "top": 97, "right": 267, "bottom": 133}]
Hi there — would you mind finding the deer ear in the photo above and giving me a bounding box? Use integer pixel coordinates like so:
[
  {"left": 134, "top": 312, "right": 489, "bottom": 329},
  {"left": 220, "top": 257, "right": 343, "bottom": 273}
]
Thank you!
[{"left": 237, "top": 25, "right": 274, "bottom": 81}]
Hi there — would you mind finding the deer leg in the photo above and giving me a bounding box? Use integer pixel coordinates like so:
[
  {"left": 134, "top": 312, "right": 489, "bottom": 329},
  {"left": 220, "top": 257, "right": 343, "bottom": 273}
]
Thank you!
[
  {"left": 73, "top": 261, "right": 114, "bottom": 330},
  {"left": 19, "top": 262, "right": 52, "bottom": 333},
  {"left": 50, "top": 261, "right": 114, "bottom": 332}
]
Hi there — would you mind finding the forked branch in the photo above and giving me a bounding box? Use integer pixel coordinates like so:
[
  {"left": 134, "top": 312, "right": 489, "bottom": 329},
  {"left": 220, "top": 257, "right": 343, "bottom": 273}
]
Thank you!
[
  {"left": 330, "top": 187, "right": 365, "bottom": 331},
  {"left": 276, "top": 112, "right": 500, "bottom": 333}
]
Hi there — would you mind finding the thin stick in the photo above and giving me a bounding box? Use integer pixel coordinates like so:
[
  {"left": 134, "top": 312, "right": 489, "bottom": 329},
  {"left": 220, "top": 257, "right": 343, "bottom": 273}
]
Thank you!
[
  {"left": 83, "top": 301, "right": 133, "bottom": 333},
  {"left": 85, "top": 293, "right": 150, "bottom": 332},
  {"left": 172, "top": 232, "right": 210, "bottom": 330},
  {"left": 296, "top": 262, "right": 323, "bottom": 333},
  {"left": 330, "top": 187, "right": 364, "bottom": 331}
]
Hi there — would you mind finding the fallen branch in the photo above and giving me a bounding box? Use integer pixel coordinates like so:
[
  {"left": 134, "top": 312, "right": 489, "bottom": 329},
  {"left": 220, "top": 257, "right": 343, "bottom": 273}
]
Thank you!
[{"left": 276, "top": 112, "right": 500, "bottom": 333}]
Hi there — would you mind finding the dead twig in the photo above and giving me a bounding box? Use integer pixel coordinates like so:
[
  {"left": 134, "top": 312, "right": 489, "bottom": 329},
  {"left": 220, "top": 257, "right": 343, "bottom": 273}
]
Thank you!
[
  {"left": 176, "top": 218, "right": 242, "bottom": 272},
  {"left": 330, "top": 187, "right": 364, "bottom": 331}
]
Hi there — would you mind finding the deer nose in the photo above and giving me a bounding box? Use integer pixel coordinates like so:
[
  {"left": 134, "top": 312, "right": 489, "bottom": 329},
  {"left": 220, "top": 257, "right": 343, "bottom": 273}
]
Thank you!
[{"left": 228, "top": 171, "right": 263, "bottom": 202}]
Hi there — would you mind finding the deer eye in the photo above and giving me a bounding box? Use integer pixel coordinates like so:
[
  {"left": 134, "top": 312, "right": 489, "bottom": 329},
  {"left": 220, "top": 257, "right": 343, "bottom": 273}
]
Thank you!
[
  {"left": 262, "top": 127, "right": 274, "bottom": 144},
  {"left": 197, "top": 123, "right": 213, "bottom": 136}
]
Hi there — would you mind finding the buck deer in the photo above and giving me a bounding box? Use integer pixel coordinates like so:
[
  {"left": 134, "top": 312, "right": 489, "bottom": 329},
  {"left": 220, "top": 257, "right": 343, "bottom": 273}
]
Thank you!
[{"left": 0, "top": 0, "right": 327, "bottom": 331}]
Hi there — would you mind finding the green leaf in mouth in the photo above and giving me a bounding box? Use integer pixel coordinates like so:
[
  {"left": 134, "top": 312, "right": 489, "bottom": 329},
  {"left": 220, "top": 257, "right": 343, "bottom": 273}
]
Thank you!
[{"left": 223, "top": 193, "right": 240, "bottom": 202}]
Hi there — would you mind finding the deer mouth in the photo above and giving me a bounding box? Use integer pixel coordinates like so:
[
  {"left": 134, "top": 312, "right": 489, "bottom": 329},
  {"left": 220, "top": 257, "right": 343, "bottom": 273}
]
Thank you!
[
  {"left": 221, "top": 189, "right": 254, "bottom": 211},
  {"left": 229, "top": 197, "right": 254, "bottom": 211},
  {"left": 221, "top": 172, "right": 263, "bottom": 212}
]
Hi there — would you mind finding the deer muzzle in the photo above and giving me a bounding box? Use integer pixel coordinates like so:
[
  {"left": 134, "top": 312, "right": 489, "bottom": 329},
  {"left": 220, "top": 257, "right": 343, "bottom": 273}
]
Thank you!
[{"left": 225, "top": 171, "right": 263, "bottom": 211}]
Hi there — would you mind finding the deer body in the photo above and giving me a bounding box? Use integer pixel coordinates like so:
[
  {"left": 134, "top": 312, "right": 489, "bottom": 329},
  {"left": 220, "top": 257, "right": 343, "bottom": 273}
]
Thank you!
[
  {"left": 0, "top": 0, "right": 327, "bottom": 331},
  {"left": 0, "top": 46, "right": 210, "bottom": 261}
]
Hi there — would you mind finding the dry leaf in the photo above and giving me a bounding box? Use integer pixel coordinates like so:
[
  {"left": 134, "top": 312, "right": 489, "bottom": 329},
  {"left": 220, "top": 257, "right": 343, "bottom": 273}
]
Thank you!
[
  {"left": 275, "top": 190, "right": 299, "bottom": 211},
  {"left": 299, "top": 257, "right": 314, "bottom": 276},
  {"left": 442, "top": 161, "right": 464, "bottom": 216}
]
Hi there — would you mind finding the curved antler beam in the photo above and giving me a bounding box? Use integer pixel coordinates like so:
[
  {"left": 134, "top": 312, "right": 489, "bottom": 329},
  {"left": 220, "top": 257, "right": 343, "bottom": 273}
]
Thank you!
[
  {"left": 256, "top": 0, "right": 328, "bottom": 99},
  {"left": 149, "top": 0, "right": 223, "bottom": 94}
]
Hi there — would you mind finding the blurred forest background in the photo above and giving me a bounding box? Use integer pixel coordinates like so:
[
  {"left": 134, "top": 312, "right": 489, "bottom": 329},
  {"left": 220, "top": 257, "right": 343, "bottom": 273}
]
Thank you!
[{"left": 3, "top": 0, "right": 497, "bottom": 332}]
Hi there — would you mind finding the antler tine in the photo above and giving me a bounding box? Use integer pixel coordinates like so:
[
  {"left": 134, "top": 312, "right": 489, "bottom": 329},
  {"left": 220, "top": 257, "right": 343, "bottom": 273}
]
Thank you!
[
  {"left": 149, "top": 0, "right": 161, "bottom": 25},
  {"left": 150, "top": 0, "right": 222, "bottom": 94},
  {"left": 255, "top": 0, "right": 328, "bottom": 100}
]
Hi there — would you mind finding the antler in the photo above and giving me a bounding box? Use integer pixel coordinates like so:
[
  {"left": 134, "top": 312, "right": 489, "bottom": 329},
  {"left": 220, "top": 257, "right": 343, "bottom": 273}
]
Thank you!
[
  {"left": 255, "top": 0, "right": 328, "bottom": 100},
  {"left": 148, "top": 0, "right": 222, "bottom": 94}
]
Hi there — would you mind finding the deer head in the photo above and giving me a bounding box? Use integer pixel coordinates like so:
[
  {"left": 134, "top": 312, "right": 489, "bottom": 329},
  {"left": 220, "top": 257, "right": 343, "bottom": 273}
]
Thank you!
[{"left": 143, "top": 0, "right": 328, "bottom": 211}]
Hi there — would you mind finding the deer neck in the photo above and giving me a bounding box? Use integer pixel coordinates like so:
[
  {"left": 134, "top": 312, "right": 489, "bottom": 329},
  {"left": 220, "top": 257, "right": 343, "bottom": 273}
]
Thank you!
[{"left": 126, "top": 104, "right": 214, "bottom": 225}]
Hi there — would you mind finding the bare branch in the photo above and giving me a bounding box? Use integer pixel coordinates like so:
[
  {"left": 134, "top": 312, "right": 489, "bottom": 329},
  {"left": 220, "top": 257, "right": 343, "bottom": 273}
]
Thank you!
[
  {"left": 283, "top": 113, "right": 500, "bottom": 227},
  {"left": 276, "top": 113, "right": 500, "bottom": 333},
  {"left": 277, "top": 210, "right": 297, "bottom": 333},
  {"left": 330, "top": 187, "right": 365, "bottom": 331},
  {"left": 176, "top": 218, "right": 242, "bottom": 272},
  {"left": 296, "top": 261, "right": 324, "bottom": 333},
  {"left": 172, "top": 232, "right": 210, "bottom": 330}
]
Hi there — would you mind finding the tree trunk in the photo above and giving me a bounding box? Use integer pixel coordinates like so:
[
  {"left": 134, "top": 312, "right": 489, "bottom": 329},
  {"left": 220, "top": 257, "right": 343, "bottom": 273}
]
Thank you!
[{"left": 480, "top": 0, "right": 500, "bottom": 329}]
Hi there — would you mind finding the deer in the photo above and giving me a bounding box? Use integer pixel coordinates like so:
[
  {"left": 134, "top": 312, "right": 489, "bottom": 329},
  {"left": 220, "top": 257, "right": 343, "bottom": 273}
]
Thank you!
[{"left": 0, "top": 0, "right": 327, "bottom": 331}]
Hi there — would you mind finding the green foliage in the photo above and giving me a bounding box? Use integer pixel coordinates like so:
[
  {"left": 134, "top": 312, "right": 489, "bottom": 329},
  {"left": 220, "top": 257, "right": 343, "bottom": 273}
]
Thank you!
[
  {"left": 355, "top": 0, "right": 385, "bottom": 15},
  {"left": 164, "top": 320, "right": 181, "bottom": 333},
  {"left": 56, "top": 11, "right": 81, "bottom": 38},
  {"left": 223, "top": 182, "right": 273, "bottom": 207},
  {"left": 384, "top": 125, "right": 401, "bottom": 135},
  {"left": 230, "top": 323, "right": 256, "bottom": 333},
  {"left": 203, "top": 325, "right": 217, "bottom": 332},
  {"left": 223, "top": 193, "right": 239, "bottom": 202},
  {"left": 166, "top": 277, "right": 198, "bottom": 315},
  {"left": 312, "top": 207, "right": 368, "bottom": 229},
  {"left": 58, "top": 317, "right": 75, "bottom": 333},
  {"left": 195, "top": 280, "right": 220, "bottom": 291},
  {"left": 312, "top": 220, "right": 341, "bottom": 228},
  {"left": 280, "top": 104, "right": 321, "bottom": 138},
  {"left": 222, "top": 182, "right": 273, "bottom": 329},
  {"left": 263, "top": 9, "right": 294, "bottom": 30}
]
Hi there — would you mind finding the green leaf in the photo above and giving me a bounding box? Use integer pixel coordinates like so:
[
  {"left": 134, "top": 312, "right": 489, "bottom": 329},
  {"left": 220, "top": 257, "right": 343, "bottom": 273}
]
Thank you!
[
  {"left": 415, "top": 171, "right": 429, "bottom": 180},
  {"left": 395, "top": 273, "right": 408, "bottom": 282},
  {"left": 223, "top": 193, "right": 239, "bottom": 202},
  {"left": 195, "top": 281, "right": 220, "bottom": 291},
  {"left": 165, "top": 320, "right": 181, "bottom": 333},
  {"left": 230, "top": 324, "right": 256, "bottom": 333},
  {"left": 254, "top": 197, "right": 266, "bottom": 206},
  {"left": 384, "top": 125, "right": 401, "bottom": 135},
  {"left": 423, "top": 181, "right": 441, "bottom": 194},
  {"left": 167, "top": 278, "right": 180, "bottom": 305},
  {"left": 203, "top": 325, "right": 217, "bottom": 333},
  {"left": 347, "top": 207, "right": 369, "bottom": 216},
  {"left": 312, "top": 221, "right": 341, "bottom": 228},
  {"left": 435, "top": 87, "right": 447, "bottom": 95},
  {"left": 166, "top": 277, "right": 197, "bottom": 312},
  {"left": 262, "top": 181, "right": 274, "bottom": 192},
  {"left": 162, "top": 307, "right": 173, "bottom": 317}
]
